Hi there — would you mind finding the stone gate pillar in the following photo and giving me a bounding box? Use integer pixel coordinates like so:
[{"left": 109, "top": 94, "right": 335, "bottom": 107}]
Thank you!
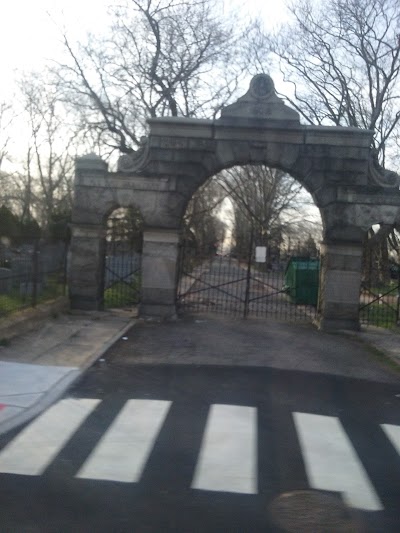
[
  {"left": 68, "top": 153, "right": 108, "bottom": 311},
  {"left": 140, "top": 228, "right": 180, "bottom": 319},
  {"left": 317, "top": 241, "right": 363, "bottom": 331},
  {"left": 69, "top": 224, "right": 106, "bottom": 310}
]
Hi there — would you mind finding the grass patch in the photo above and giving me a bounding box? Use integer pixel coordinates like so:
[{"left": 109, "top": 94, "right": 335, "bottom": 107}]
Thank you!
[
  {"left": 0, "top": 292, "right": 30, "bottom": 316},
  {"left": 364, "top": 280, "right": 399, "bottom": 294},
  {"left": 360, "top": 302, "right": 398, "bottom": 329},
  {"left": 104, "top": 278, "right": 141, "bottom": 308},
  {"left": 0, "top": 273, "right": 66, "bottom": 318},
  {"left": 339, "top": 331, "right": 400, "bottom": 375},
  {"left": 37, "top": 275, "right": 66, "bottom": 303},
  {"left": 358, "top": 338, "right": 400, "bottom": 374}
]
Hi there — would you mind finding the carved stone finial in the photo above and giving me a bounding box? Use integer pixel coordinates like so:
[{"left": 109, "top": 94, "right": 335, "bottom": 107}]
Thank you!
[
  {"left": 220, "top": 74, "right": 300, "bottom": 123},
  {"left": 249, "top": 74, "right": 275, "bottom": 99},
  {"left": 117, "top": 138, "right": 150, "bottom": 173},
  {"left": 368, "top": 152, "right": 400, "bottom": 188}
]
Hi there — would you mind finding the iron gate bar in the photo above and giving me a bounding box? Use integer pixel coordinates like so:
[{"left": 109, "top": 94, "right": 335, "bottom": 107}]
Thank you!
[
  {"left": 105, "top": 265, "right": 141, "bottom": 288},
  {"left": 179, "top": 273, "right": 249, "bottom": 302},
  {"left": 243, "top": 228, "right": 253, "bottom": 319},
  {"left": 177, "top": 249, "right": 319, "bottom": 321},
  {"left": 248, "top": 288, "right": 290, "bottom": 303},
  {"left": 360, "top": 285, "right": 398, "bottom": 313},
  {"left": 250, "top": 278, "right": 285, "bottom": 292},
  {"left": 246, "top": 273, "right": 289, "bottom": 301},
  {"left": 181, "top": 267, "right": 287, "bottom": 302}
]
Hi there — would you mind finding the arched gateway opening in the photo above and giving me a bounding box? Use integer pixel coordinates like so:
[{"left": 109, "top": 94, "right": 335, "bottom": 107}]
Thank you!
[
  {"left": 68, "top": 74, "right": 400, "bottom": 331},
  {"left": 103, "top": 207, "right": 143, "bottom": 309},
  {"left": 177, "top": 164, "right": 322, "bottom": 321}
]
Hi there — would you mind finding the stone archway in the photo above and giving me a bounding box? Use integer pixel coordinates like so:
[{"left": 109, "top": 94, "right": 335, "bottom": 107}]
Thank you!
[{"left": 68, "top": 74, "right": 400, "bottom": 331}]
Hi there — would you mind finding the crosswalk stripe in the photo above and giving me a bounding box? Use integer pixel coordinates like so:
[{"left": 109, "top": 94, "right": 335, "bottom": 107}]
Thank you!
[
  {"left": 381, "top": 424, "right": 400, "bottom": 456},
  {"left": 191, "top": 404, "right": 257, "bottom": 494},
  {"left": 293, "top": 412, "right": 383, "bottom": 511},
  {"left": 76, "top": 399, "right": 171, "bottom": 482},
  {"left": 0, "top": 398, "right": 100, "bottom": 476}
]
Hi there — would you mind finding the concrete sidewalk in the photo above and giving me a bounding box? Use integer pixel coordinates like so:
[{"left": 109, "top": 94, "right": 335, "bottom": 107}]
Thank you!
[
  {"left": 0, "top": 308, "right": 399, "bottom": 437},
  {"left": 0, "top": 310, "right": 136, "bottom": 435}
]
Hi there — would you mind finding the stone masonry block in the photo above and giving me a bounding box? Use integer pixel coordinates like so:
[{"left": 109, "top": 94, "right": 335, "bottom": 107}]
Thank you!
[
  {"left": 323, "top": 270, "right": 361, "bottom": 303},
  {"left": 321, "top": 301, "right": 360, "bottom": 320},
  {"left": 304, "top": 126, "right": 372, "bottom": 147},
  {"left": 148, "top": 117, "right": 213, "bottom": 138},
  {"left": 141, "top": 288, "right": 176, "bottom": 305}
]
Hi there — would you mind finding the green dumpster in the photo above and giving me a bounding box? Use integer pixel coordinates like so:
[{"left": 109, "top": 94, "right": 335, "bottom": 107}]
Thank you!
[{"left": 284, "top": 257, "right": 320, "bottom": 305}]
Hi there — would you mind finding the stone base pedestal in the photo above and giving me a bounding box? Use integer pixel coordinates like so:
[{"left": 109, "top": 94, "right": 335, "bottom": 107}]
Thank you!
[
  {"left": 317, "top": 242, "right": 363, "bottom": 332},
  {"left": 317, "top": 316, "right": 361, "bottom": 332},
  {"left": 139, "top": 303, "right": 177, "bottom": 319},
  {"left": 139, "top": 229, "right": 180, "bottom": 319},
  {"left": 68, "top": 224, "right": 106, "bottom": 311}
]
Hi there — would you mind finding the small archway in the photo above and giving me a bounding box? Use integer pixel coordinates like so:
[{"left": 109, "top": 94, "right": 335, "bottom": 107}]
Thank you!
[
  {"left": 69, "top": 74, "right": 400, "bottom": 330},
  {"left": 103, "top": 206, "right": 143, "bottom": 309}
]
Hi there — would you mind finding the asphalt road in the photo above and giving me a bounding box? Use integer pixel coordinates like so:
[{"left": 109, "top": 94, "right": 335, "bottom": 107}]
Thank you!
[{"left": 0, "top": 318, "right": 400, "bottom": 532}]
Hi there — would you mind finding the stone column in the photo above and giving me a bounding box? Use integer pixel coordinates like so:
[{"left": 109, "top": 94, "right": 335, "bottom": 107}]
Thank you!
[
  {"left": 140, "top": 228, "right": 180, "bottom": 319},
  {"left": 317, "top": 242, "right": 363, "bottom": 331},
  {"left": 68, "top": 154, "right": 108, "bottom": 311},
  {"left": 68, "top": 224, "right": 106, "bottom": 310}
]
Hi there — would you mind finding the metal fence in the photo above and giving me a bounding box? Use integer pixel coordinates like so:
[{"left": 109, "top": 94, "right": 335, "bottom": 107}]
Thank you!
[
  {"left": 103, "top": 252, "right": 141, "bottom": 308},
  {"left": 360, "top": 260, "right": 400, "bottom": 328},
  {"left": 0, "top": 242, "right": 67, "bottom": 318},
  {"left": 178, "top": 244, "right": 400, "bottom": 328},
  {"left": 177, "top": 244, "right": 319, "bottom": 321}
]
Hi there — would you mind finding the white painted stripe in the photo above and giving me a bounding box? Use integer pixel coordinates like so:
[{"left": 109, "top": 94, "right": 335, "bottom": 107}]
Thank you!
[
  {"left": 76, "top": 399, "right": 171, "bottom": 482},
  {"left": 293, "top": 412, "right": 383, "bottom": 511},
  {"left": 381, "top": 424, "right": 400, "bottom": 455},
  {"left": 0, "top": 398, "right": 100, "bottom": 476},
  {"left": 191, "top": 404, "right": 257, "bottom": 494}
]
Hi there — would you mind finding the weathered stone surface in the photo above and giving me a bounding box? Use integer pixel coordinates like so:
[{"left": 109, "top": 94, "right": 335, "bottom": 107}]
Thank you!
[
  {"left": 140, "top": 229, "right": 180, "bottom": 318},
  {"left": 318, "top": 243, "right": 363, "bottom": 331},
  {"left": 68, "top": 230, "right": 106, "bottom": 311},
  {"left": 69, "top": 75, "right": 400, "bottom": 329},
  {"left": 148, "top": 117, "right": 214, "bottom": 138},
  {"left": 220, "top": 74, "right": 300, "bottom": 124},
  {"left": 368, "top": 152, "right": 400, "bottom": 188},
  {"left": 323, "top": 271, "right": 362, "bottom": 303},
  {"left": 304, "top": 125, "right": 372, "bottom": 147},
  {"left": 75, "top": 153, "right": 108, "bottom": 173}
]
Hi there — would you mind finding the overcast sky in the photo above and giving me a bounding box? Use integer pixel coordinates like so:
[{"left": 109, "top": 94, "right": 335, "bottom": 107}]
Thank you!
[
  {"left": 0, "top": 1, "right": 321, "bottom": 230},
  {"left": 0, "top": 0, "right": 289, "bottom": 100}
]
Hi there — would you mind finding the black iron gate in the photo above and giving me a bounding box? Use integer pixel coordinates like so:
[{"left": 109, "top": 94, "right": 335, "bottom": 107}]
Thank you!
[
  {"left": 103, "top": 216, "right": 142, "bottom": 309},
  {"left": 177, "top": 244, "right": 319, "bottom": 321},
  {"left": 360, "top": 260, "right": 400, "bottom": 328}
]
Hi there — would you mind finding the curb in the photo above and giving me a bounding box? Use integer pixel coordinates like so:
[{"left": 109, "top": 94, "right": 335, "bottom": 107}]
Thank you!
[
  {"left": 0, "top": 318, "right": 136, "bottom": 437},
  {"left": 77, "top": 319, "right": 136, "bottom": 374},
  {"left": 338, "top": 328, "right": 400, "bottom": 371},
  {"left": 0, "top": 297, "right": 69, "bottom": 342}
]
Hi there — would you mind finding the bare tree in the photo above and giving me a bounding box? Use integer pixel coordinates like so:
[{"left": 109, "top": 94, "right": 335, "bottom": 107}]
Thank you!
[
  {"left": 55, "top": 0, "right": 255, "bottom": 154},
  {"left": 216, "top": 165, "right": 320, "bottom": 259},
  {"left": 0, "top": 101, "right": 17, "bottom": 209},
  {"left": 253, "top": 0, "right": 400, "bottom": 274},
  {"left": 183, "top": 178, "right": 226, "bottom": 255},
  {"left": 15, "top": 74, "right": 82, "bottom": 232},
  {"left": 268, "top": 0, "right": 400, "bottom": 167},
  {"left": 0, "top": 101, "right": 13, "bottom": 171}
]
